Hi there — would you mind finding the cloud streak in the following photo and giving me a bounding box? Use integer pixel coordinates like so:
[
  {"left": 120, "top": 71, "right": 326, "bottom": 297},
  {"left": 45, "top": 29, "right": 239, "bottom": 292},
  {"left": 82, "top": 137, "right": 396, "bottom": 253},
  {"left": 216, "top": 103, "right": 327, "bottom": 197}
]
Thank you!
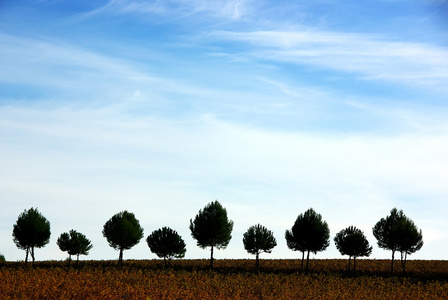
[
  {"left": 207, "top": 30, "right": 448, "bottom": 91},
  {"left": 79, "top": 0, "right": 252, "bottom": 22}
]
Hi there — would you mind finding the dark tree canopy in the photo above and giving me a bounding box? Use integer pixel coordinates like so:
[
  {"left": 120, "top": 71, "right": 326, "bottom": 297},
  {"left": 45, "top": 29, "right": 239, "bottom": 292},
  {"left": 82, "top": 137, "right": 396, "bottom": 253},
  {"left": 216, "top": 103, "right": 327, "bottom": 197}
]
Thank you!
[
  {"left": 373, "top": 208, "right": 401, "bottom": 252},
  {"left": 12, "top": 207, "right": 51, "bottom": 265},
  {"left": 395, "top": 211, "right": 424, "bottom": 272},
  {"left": 57, "top": 229, "right": 93, "bottom": 265},
  {"left": 373, "top": 208, "right": 423, "bottom": 272},
  {"left": 243, "top": 224, "right": 277, "bottom": 268},
  {"left": 334, "top": 226, "right": 372, "bottom": 271},
  {"left": 189, "top": 200, "right": 233, "bottom": 269},
  {"left": 102, "top": 211, "right": 144, "bottom": 265},
  {"left": 146, "top": 227, "right": 186, "bottom": 267},
  {"left": 396, "top": 217, "right": 423, "bottom": 255},
  {"left": 285, "top": 208, "right": 330, "bottom": 271}
]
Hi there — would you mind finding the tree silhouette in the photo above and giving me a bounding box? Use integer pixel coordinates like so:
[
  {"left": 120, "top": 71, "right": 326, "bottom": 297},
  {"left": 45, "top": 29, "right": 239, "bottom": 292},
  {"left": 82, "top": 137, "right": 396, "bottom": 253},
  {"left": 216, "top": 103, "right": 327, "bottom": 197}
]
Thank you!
[
  {"left": 396, "top": 213, "right": 423, "bottom": 272},
  {"left": 373, "top": 208, "right": 401, "bottom": 272},
  {"left": 243, "top": 224, "right": 277, "bottom": 268},
  {"left": 102, "top": 211, "right": 144, "bottom": 265},
  {"left": 57, "top": 230, "right": 93, "bottom": 265},
  {"left": 373, "top": 208, "right": 423, "bottom": 272},
  {"left": 285, "top": 208, "right": 330, "bottom": 271},
  {"left": 12, "top": 207, "right": 51, "bottom": 265},
  {"left": 334, "top": 226, "right": 372, "bottom": 271},
  {"left": 190, "top": 200, "right": 233, "bottom": 269},
  {"left": 146, "top": 227, "right": 186, "bottom": 267}
]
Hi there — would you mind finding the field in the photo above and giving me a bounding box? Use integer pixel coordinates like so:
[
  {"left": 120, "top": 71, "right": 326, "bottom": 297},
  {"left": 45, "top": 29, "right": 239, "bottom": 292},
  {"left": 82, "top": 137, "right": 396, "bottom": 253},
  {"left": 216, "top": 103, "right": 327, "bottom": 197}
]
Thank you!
[{"left": 1, "top": 259, "right": 448, "bottom": 299}]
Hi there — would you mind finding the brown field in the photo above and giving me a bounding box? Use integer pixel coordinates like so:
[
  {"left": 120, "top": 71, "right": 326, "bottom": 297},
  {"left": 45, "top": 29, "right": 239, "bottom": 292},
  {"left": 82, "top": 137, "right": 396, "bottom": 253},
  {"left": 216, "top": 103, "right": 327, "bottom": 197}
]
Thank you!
[{"left": 1, "top": 259, "right": 447, "bottom": 299}]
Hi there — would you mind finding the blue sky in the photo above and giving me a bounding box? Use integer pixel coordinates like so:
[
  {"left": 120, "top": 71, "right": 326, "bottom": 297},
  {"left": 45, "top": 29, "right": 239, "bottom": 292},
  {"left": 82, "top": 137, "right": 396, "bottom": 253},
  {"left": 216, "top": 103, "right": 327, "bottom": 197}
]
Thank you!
[{"left": 1, "top": 0, "right": 448, "bottom": 262}]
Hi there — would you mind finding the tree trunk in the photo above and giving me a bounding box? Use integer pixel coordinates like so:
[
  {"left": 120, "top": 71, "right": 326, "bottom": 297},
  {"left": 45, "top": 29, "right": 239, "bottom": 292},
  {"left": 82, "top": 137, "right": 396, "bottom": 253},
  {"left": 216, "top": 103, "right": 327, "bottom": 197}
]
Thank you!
[
  {"left": 119, "top": 248, "right": 123, "bottom": 266},
  {"left": 348, "top": 256, "right": 351, "bottom": 271},
  {"left": 68, "top": 254, "right": 72, "bottom": 266},
  {"left": 391, "top": 250, "right": 395, "bottom": 272},
  {"left": 301, "top": 251, "right": 305, "bottom": 271},
  {"left": 210, "top": 245, "right": 214, "bottom": 269},
  {"left": 305, "top": 251, "right": 310, "bottom": 272},
  {"left": 255, "top": 252, "right": 260, "bottom": 269},
  {"left": 76, "top": 254, "right": 80, "bottom": 266},
  {"left": 353, "top": 256, "right": 357, "bottom": 271},
  {"left": 401, "top": 251, "right": 407, "bottom": 272},
  {"left": 404, "top": 252, "right": 407, "bottom": 272},
  {"left": 25, "top": 247, "right": 29, "bottom": 265},
  {"left": 31, "top": 246, "right": 35, "bottom": 266}
]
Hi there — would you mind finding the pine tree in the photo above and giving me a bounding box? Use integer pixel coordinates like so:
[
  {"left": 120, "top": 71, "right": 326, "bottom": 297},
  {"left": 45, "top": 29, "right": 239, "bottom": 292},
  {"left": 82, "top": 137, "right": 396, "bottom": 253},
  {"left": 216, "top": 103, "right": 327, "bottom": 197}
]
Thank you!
[
  {"left": 285, "top": 208, "right": 330, "bottom": 271},
  {"left": 103, "top": 211, "right": 144, "bottom": 265},
  {"left": 12, "top": 207, "right": 51, "bottom": 265},
  {"left": 57, "top": 230, "right": 93, "bottom": 265},
  {"left": 373, "top": 208, "right": 423, "bottom": 272},
  {"left": 243, "top": 224, "right": 277, "bottom": 268},
  {"left": 190, "top": 200, "right": 233, "bottom": 269},
  {"left": 146, "top": 227, "right": 186, "bottom": 267},
  {"left": 334, "top": 226, "right": 372, "bottom": 271}
]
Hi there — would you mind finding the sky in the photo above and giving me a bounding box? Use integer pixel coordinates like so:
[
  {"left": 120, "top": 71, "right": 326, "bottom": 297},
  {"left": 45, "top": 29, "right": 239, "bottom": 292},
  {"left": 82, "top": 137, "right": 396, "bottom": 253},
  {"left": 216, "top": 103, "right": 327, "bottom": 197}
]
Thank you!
[{"left": 1, "top": 0, "right": 448, "bottom": 263}]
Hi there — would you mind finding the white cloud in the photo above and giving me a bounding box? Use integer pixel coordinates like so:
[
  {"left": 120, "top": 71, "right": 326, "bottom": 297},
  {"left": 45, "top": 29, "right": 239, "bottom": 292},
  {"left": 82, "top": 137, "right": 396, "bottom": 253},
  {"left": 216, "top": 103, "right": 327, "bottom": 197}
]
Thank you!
[
  {"left": 208, "top": 30, "right": 448, "bottom": 91},
  {"left": 0, "top": 34, "right": 160, "bottom": 94},
  {"left": 79, "top": 0, "right": 253, "bottom": 21}
]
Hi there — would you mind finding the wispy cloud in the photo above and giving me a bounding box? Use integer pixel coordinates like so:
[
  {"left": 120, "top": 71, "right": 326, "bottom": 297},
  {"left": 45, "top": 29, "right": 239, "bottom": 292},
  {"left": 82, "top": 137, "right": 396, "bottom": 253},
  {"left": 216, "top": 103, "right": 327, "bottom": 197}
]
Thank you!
[
  {"left": 79, "top": 0, "right": 252, "bottom": 22},
  {"left": 1, "top": 32, "right": 446, "bottom": 137},
  {"left": 207, "top": 30, "right": 448, "bottom": 91},
  {"left": 0, "top": 34, "right": 153, "bottom": 90},
  {"left": 0, "top": 34, "right": 227, "bottom": 114}
]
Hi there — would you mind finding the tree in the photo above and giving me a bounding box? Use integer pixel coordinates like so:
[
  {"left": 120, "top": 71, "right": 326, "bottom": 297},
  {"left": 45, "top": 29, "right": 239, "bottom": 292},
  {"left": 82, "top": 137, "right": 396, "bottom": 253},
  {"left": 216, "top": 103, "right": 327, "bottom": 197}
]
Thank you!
[
  {"left": 189, "top": 200, "right": 233, "bottom": 269},
  {"left": 57, "top": 230, "right": 93, "bottom": 265},
  {"left": 334, "top": 226, "right": 372, "bottom": 271},
  {"left": 0, "top": 253, "right": 5, "bottom": 263},
  {"left": 243, "top": 224, "right": 277, "bottom": 268},
  {"left": 146, "top": 227, "right": 186, "bottom": 267},
  {"left": 12, "top": 207, "right": 51, "bottom": 265},
  {"left": 373, "top": 208, "right": 423, "bottom": 272},
  {"left": 102, "top": 211, "right": 144, "bottom": 265},
  {"left": 396, "top": 214, "right": 423, "bottom": 272},
  {"left": 373, "top": 208, "right": 400, "bottom": 272},
  {"left": 285, "top": 208, "right": 330, "bottom": 271}
]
